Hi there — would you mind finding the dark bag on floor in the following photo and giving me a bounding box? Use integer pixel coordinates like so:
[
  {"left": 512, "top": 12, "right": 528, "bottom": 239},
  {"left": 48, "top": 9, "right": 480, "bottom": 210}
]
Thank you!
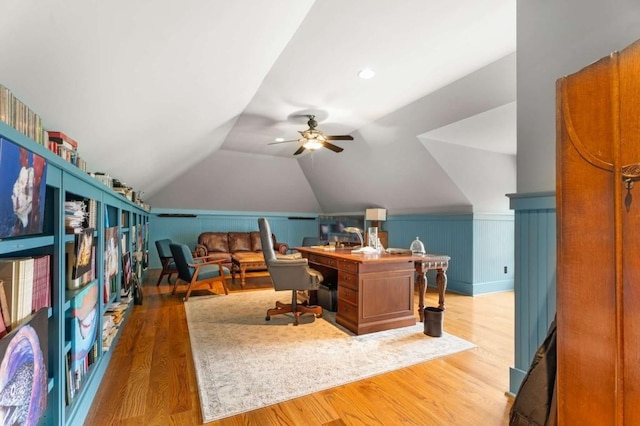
[
  {"left": 509, "top": 315, "right": 557, "bottom": 426},
  {"left": 132, "top": 274, "right": 143, "bottom": 305}
]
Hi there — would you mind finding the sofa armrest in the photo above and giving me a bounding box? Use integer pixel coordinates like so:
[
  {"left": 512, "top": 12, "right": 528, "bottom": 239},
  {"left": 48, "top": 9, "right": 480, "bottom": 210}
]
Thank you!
[
  {"left": 194, "top": 244, "right": 208, "bottom": 258},
  {"left": 274, "top": 242, "right": 289, "bottom": 254}
]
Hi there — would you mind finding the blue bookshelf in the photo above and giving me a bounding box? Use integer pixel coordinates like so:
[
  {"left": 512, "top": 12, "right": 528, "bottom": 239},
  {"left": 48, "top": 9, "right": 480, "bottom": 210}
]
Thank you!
[{"left": 0, "top": 121, "right": 149, "bottom": 425}]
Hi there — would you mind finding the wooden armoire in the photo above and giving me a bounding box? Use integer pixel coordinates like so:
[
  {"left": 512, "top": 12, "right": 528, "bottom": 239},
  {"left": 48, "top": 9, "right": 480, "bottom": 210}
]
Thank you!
[{"left": 557, "top": 38, "right": 640, "bottom": 424}]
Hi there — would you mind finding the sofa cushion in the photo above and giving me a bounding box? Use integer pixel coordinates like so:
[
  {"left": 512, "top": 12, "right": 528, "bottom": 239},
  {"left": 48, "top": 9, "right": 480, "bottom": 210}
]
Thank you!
[
  {"left": 250, "top": 232, "right": 263, "bottom": 252},
  {"left": 229, "top": 232, "right": 252, "bottom": 252},
  {"left": 198, "top": 232, "right": 229, "bottom": 253}
]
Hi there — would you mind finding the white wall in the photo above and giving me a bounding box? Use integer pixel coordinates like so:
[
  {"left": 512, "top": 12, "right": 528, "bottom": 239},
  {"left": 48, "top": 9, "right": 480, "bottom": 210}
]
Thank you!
[
  {"left": 148, "top": 149, "right": 322, "bottom": 212},
  {"left": 517, "top": 0, "right": 640, "bottom": 193}
]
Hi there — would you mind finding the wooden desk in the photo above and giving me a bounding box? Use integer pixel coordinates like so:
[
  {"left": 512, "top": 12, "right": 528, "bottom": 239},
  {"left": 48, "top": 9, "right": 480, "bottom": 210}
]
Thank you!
[{"left": 296, "top": 247, "right": 420, "bottom": 335}]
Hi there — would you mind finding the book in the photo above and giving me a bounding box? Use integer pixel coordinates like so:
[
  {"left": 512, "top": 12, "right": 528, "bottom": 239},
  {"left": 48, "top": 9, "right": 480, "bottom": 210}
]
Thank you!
[
  {"left": 0, "top": 257, "right": 34, "bottom": 328},
  {"left": 0, "top": 280, "right": 10, "bottom": 331},
  {"left": 32, "top": 255, "right": 51, "bottom": 313},
  {"left": 0, "top": 283, "right": 6, "bottom": 339},
  {"left": 48, "top": 131, "right": 78, "bottom": 149}
]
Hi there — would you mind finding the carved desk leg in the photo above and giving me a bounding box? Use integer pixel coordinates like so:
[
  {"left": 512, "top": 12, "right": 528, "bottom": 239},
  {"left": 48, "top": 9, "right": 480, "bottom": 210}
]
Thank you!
[
  {"left": 436, "top": 268, "right": 448, "bottom": 310},
  {"left": 415, "top": 262, "right": 426, "bottom": 322}
]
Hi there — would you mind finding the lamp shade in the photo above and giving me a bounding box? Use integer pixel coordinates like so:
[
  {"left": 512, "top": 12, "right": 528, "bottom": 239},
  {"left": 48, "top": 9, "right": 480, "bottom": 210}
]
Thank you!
[{"left": 365, "top": 208, "right": 387, "bottom": 222}]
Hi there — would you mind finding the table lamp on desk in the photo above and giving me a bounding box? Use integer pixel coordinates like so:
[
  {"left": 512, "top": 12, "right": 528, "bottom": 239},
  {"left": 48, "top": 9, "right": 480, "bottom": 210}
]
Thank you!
[{"left": 344, "top": 227, "right": 378, "bottom": 254}]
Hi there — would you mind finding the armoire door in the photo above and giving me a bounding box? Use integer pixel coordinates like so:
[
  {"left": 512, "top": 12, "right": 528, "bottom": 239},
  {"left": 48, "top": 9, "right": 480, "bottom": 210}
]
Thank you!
[{"left": 557, "top": 38, "right": 640, "bottom": 424}]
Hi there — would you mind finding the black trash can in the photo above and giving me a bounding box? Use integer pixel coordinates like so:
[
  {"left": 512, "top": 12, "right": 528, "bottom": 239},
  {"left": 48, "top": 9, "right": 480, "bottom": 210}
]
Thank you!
[
  {"left": 317, "top": 284, "right": 337, "bottom": 311},
  {"left": 424, "top": 307, "right": 444, "bottom": 337}
]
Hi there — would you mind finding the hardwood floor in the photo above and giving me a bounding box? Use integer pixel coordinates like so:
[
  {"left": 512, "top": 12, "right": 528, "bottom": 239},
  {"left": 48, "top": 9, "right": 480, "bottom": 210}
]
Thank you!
[{"left": 85, "top": 270, "right": 514, "bottom": 425}]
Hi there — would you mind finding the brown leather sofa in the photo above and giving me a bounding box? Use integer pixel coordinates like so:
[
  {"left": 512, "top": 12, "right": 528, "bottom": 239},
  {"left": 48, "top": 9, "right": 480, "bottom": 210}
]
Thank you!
[{"left": 194, "top": 231, "right": 289, "bottom": 266}]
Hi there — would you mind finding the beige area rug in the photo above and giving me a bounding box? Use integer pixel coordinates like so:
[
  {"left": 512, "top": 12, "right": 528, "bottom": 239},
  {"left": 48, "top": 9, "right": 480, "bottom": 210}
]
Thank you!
[{"left": 185, "top": 289, "right": 476, "bottom": 423}]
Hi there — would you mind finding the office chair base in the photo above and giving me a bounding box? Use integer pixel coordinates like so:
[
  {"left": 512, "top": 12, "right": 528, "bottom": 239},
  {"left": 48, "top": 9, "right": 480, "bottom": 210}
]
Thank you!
[{"left": 265, "top": 301, "right": 323, "bottom": 326}]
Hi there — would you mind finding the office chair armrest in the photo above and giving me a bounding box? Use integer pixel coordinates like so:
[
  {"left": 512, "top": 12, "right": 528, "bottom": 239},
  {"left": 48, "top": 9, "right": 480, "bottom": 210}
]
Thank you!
[
  {"left": 276, "top": 253, "right": 302, "bottom": 260},
  {"left": 268, "top": 258, "right": 309, "bottom": 268}
]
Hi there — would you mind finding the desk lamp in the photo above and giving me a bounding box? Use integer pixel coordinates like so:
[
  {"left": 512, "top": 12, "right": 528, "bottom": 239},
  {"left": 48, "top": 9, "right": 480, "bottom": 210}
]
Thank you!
[{"left": 344, "top": 227, "right": 378, "bottom": 254}]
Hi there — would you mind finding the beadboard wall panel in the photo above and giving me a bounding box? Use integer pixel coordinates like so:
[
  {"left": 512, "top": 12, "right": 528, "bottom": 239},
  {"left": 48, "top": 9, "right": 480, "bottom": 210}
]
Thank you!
[
  {"left": 149, "top": 210, "right": 514, "bottom": 296},
  {"left": 385, "top": 213, "right": 514, "bottom": 295},
  {"left": 473, "top": 214, "right": 515, "bottom": 295},
  {"left": 508, "top": 192, "right": 556, "bottom": 395},
  {"left": 386, "top": 214, "right": 473, "bottom": 294},
  {"left": 148, "top": 210, "right": 317, "bottom": 268}
]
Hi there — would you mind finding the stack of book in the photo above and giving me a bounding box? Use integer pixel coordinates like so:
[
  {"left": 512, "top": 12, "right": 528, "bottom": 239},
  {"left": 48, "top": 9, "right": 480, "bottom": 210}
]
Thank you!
[
  {"left": 0, "top": 84, "right": 46, "bottom": 145},
  {"left": 47, "top": 131, "right": 87, "bottom": 171},
  {"left": 101, "top": 314, "right": 117, "bottom": 352},
  {"left": 0, "top": 255, "right": 51, "bottom": 333},
  {"left": 102, "top": 298, "right": 131, "bottom": 351}
]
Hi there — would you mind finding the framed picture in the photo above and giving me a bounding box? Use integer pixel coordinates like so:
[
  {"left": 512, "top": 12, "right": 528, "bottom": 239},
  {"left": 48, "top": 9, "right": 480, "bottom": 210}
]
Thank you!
[
  {"left": 104, "top": 227, "right": 119, "bottom": 280},
  {"left": 0, "top": 308, "right": 48, "bottom": 424},
  {"left": 0, "top": 137, "right": 48, "bottom": 239},
  {"left": 121, "top": 252, "right": 132, "bottom": 295}
]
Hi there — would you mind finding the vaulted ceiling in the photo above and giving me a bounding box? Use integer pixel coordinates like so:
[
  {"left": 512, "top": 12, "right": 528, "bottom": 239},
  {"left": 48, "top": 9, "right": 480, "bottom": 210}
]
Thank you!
[{"left": 0, "top": 1, "right": 516, "bottom": 215}]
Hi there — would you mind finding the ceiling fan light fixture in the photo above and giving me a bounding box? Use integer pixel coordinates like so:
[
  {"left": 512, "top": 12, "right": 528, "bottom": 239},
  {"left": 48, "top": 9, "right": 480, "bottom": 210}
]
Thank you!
[
  {"left": 274, "top": 137, "right": 284, "bottom": 142},
  {"left": 302, "top": 138, "right": 323, "bottom": 151}
]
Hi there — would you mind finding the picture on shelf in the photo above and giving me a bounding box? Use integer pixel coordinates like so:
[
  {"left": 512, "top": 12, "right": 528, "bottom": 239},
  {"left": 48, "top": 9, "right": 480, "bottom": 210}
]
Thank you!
[
  {"left": 67, "top": 282, "right": 97, "bottom": 375},
  {"left": 104, "top": 227, "right": 119, "bottom": 280},
  {"left": 0, "top": 137, "right": 48, "bottom": 239},
  {"left": 0, "top": 308, "right": 48, "bottom": 425},
  {"left": 121, "top": 252, "right": 132, "bottom": 296},
  {"left": 72, "top": 228, "right": 94, "bottom": 280}
]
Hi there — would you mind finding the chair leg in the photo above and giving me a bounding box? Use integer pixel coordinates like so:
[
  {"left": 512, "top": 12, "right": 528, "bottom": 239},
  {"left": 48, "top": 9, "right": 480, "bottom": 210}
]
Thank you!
[
  {"left": 172, "top": 278, "right": 180, "bottom": 295},
  {"left": 220, "top": 278, "right": 229, "bottom": 295},
  {"left": 183, "top": 280, "right": 194, "bottom": 302}
]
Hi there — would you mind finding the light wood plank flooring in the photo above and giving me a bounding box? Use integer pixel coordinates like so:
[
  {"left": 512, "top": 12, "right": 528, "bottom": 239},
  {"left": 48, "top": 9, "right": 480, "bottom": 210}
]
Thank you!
[{"left": 85, "top": 270, "right": 514, "bottom": 425}]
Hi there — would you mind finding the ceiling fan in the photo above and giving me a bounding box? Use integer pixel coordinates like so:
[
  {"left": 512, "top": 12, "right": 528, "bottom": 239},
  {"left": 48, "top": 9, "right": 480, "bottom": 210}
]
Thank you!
[{"left": 268, "top": 115, "right": 354, "bottom": 155}]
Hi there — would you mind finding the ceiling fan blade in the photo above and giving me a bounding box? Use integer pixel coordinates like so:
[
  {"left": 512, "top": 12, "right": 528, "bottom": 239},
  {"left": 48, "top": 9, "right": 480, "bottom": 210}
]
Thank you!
[
  {"left": 326, "top": 135, "right": 353, "bottom": 141},
  {"left": 268, "top": 139, "right": 298, "bottom": 145},
  {"left": 293, "top": 146, "right": 306, "bottom": 156},
  {"left": 323, "top": 142, "right": 344, "bottom": 153}
]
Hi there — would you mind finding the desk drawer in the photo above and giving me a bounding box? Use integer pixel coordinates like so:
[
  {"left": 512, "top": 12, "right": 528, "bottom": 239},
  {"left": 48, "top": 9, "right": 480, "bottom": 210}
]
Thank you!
[
  {"left": 338, "top": 271, "right": 358, "bottom": 289},
  {"left": 337, "top": 259, "right": 358, "bottom": 273},
  {"left": 309, "top": 254, "right": 338, "bottom": 268},
  {"left": 337, "top": 299, "right": 358, "bottom": 324},
  {"left": 338, "top": 284, "right": 358, "bottom": 304}
]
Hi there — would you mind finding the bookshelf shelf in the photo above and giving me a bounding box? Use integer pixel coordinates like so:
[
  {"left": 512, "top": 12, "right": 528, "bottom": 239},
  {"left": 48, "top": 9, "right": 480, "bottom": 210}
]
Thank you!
[
  {"left": 0, "top": 235, "right": 55, "bottom": 254},
  {"left": 0, "top": 121, "right": 149, "bottom": 425}
]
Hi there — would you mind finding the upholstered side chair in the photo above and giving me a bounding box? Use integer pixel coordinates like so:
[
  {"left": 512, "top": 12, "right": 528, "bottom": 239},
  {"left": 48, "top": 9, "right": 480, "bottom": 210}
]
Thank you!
[
  {"left": 169, "top": 243, "right": 230, "bottom": 301},
  {"left": 155, "top": 239, "right": 178, "bottom": 286},
  {"left": 258, "top": 217, "right": 323, "bottom": 325}
]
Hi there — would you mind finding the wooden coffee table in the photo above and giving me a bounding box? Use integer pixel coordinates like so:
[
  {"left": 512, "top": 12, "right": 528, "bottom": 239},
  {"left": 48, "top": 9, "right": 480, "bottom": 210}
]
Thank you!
[{"left": 231, "top": 253, "right": 269, "bottom": 288}]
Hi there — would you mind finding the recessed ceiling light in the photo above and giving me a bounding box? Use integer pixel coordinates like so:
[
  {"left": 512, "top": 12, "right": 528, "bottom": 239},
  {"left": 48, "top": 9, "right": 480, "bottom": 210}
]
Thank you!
[
  {"left": 358, "top": 68, "right": 375, "bottom": 79},
  {"left": 275, "top": 137, "right": 284, "bottom": 142}
]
